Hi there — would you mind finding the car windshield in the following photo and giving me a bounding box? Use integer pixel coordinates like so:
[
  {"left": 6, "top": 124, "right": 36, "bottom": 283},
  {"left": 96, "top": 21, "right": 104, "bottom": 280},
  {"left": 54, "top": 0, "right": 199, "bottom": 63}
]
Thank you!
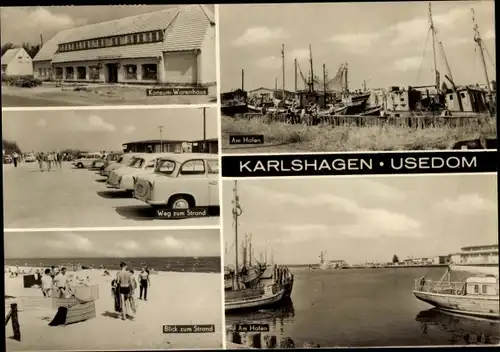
[
  {"left": 154, "top": 159, "right": 177, "bottom": 176},
  {"left": 131, "top": 158, "right": 145, "bottom": 168}
]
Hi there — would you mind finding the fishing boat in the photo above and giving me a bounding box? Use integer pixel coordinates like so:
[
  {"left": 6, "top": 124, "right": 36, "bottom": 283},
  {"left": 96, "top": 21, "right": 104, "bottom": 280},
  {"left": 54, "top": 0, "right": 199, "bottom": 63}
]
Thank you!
[
  {"left": 225, "top": 284, "right": 285, "bottom": 312},
  {"left": 413, "top": 267, "right": 499, "bottom": 319}
]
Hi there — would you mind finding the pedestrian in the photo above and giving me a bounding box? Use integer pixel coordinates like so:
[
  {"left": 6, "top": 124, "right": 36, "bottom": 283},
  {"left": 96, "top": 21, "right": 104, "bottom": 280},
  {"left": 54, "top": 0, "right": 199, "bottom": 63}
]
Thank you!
[
  {"left": 54, "top": 267, "right": 69, "bottom": 298},
  {"left": 138, "top": 267, "right": 150, "bottom": 301},
  {"left": 47, "top": 152, "right": 54, "bottom": 171},
  {"left": 129, "top": 270, "right": 137, "bottom": 315},
  {"left": 116, "top": 262, "right": 133, "bottom": 320},
  {"left": 37, "top": 152, "right": 45, "bottom": 171},
  {"left": 12, "top": 151, "right": 19, "bottom": 167},
  {"left": 41, "top": 268, "right": 53, "bottom": 297}
]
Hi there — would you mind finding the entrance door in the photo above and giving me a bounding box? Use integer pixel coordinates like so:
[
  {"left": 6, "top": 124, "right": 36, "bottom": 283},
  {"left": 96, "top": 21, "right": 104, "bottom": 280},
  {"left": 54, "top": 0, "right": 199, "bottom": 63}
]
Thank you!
[{"left": 106, "top": 63, "right": 118, "bottom": 83}]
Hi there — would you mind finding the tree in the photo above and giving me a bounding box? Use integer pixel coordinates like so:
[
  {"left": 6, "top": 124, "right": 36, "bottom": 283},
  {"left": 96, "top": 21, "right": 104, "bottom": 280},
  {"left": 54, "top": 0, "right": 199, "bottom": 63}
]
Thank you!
[
  {"left": 21, "top": 42, "right": 41, "bottom": 59},
  {"left": 1, "top": 42, "right": 18, "bottom": 57},
  {"left": 2, "top": 139, "right": 22, "bottom": 154},
  {"left": 392, "top": 255, "right": 399, "bottom": 264}
]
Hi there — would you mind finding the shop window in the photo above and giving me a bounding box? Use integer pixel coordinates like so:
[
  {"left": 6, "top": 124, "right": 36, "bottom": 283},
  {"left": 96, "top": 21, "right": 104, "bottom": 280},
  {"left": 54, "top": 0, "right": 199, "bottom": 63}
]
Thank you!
[
  {"left": 124, "top": 65, "right": 137, "bottom": 80},
  {"left": 65, "top": 67, "right": 74, "bottom": 79},
  {"left": 89, "top": 66, "right": 100, "bottom": 80},
  {"left": 142, "top": 64, "right": 157, "bottom": 80},
  {"left": 77, "top": 66, "right": 86, "bottom": 80}
]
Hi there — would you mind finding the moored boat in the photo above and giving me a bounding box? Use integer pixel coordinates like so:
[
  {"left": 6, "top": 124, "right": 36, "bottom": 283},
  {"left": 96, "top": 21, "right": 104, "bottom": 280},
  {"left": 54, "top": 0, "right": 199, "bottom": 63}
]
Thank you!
[
  {"left": 413, "top": 267, "right": 499, "bottom": 319},
  {"left": 225, "top": 284, "right": 285, "bottom": 312}
]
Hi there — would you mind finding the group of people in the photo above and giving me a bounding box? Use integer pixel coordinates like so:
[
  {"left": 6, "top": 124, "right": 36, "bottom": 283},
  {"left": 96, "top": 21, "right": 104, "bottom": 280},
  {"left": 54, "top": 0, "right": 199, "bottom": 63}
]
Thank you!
[
  {"left": 36, "top": 152, "right": 64, "bottom": 171},
  {"left": 111, "top": 262, "right": 151, "bottom": 321}
]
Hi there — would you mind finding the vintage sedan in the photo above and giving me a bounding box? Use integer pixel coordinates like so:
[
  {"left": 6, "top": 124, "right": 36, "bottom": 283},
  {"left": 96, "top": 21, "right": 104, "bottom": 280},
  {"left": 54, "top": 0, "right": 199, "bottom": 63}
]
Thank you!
[
  {"left": 72, "top": 153, "right": 103, "bottom": 169},
  {"left": 106, "top": 153, "right": 173, "bottom": 193},
  {"left": 92, "top": 152, "right": 122, "bottom": 170},
  {"left": 134, "top": 153, "right": 219, "bottom": 209},
  {"left": 100, "top": 153, "right": 141, "bottom": 178}
]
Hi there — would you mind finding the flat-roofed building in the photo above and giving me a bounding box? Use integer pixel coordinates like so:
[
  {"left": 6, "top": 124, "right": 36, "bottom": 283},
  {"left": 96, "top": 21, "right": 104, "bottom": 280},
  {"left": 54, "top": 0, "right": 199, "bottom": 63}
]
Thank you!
[{"left": 33, "top": 5, "right": 215, "bottom": 86}]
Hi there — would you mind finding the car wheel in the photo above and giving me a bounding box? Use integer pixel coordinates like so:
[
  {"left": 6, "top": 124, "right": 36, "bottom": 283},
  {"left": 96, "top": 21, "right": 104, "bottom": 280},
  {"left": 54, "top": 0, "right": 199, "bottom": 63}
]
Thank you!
[
  {"left": 77, "top": 163, "right": 83, "bottom": 168},
  {"left": 168, "top": 195, "right": 191, "bottom": 209}
]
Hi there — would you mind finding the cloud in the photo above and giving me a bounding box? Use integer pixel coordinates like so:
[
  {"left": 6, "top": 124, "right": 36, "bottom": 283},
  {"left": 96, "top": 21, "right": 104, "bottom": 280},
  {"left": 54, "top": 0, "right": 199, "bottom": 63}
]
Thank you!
[
  {"left": 394, "top": 56, "right": 422, "bottom": 71},
  {"left": 246, "top": 185, "right": 421, "bottom": 241},
  {"left": 437, "top": 194, "right": 496, "bottom": 215},
  {"left": 289, "top": 48, "right": 310, "bottom": 60},
  {"left": 255, "top": 55, "right": 282, "bottom": 70},
  {"left": 152, "top": 236, "right": 203, "bottom": 252},
  {"left": 124, "top": 125, "right": 136, "bottom": 134},
  {"left": 483, "top": 28, "right": 495, "bottom": 40},
  {"left": 36, "top": 118, "right": 48, "bottom": 128},
  {"left": 328, "top": 32, "right": 383, "bottom": 52},
  {"left": 29, "top": 7, "right": 77, "bottom": 28},
  {"left": 74, "top": 115, "right": 116, "bottom": 133},
  {"left": 46, "top": 233, "right": 94, "bottom": 253},
  {"left": 356, "top": 179, "right": 406, "bottom": 201},
  {"left": 232, "top": 26, "right": 288, "bottom": 46}
]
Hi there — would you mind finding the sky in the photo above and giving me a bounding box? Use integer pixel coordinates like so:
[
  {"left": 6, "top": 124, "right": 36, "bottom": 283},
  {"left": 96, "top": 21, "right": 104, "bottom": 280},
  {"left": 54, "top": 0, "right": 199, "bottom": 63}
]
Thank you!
[
  {"left": 2, "top": 108, "right": 218, "bottom": 152},
  {"left": 222, "top": 174, "right": 498, "bottom": 266},
  {"left": 219, "top": 1, "right": 496, "bottom": 92},
  {"left": 4, "top": 229, "right": 221, "bottom": 258},
  {"left": 0, "top": 5, "right": 214, "bottom": 46}
]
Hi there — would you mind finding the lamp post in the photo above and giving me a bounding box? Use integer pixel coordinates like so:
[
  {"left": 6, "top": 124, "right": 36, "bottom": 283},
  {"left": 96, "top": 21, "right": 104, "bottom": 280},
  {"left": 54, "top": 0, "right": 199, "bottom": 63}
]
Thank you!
[{"left": 158, "top": 126, "right": 164, "bottom": 152}]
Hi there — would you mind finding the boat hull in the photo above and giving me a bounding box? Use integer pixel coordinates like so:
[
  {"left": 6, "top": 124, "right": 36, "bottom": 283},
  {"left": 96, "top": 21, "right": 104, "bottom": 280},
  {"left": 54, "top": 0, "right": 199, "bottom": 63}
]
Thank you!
[
  {"left": 225, "top": 289, "right": 285, "bottom": 312},
  {"left": 449, "top": 264, "right": 499, "bottom": 276},
  {"left": 413, "top": 290, "right": 500, "bottom": 319}
]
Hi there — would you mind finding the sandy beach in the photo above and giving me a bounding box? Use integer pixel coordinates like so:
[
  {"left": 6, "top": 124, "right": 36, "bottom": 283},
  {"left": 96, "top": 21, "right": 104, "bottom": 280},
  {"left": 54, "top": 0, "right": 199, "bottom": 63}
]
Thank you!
[{"left": 4, "top": 266, "right": 223, "bottom": 351}]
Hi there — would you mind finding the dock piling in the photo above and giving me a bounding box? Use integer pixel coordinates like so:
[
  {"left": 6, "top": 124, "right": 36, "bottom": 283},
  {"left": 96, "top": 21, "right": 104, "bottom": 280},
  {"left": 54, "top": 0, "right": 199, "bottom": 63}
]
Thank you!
[{"left": 11, "top": 303, "right": 21, "bottom": 341}]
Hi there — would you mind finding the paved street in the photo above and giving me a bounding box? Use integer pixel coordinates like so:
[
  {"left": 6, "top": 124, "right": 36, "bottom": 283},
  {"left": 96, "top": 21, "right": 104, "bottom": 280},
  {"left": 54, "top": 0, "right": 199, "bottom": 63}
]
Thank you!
[{"left": 3, "top": 162, "right": 220, "bottom": 229}]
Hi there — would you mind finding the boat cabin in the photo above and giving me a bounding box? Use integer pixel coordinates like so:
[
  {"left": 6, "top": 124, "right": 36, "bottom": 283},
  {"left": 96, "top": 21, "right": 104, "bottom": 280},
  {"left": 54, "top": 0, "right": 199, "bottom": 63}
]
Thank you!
[
  {"left": 445, "top": 87, "right": 489, "bottom": 113},
  {"left": 295, "top": 90, "right": 327, "bottom": 109},
  {"left": 221, "top": 89, "right": 247, "bottom": 105},
  {"left": 466, "top": 276, "right": 499, "bottom": 296}
]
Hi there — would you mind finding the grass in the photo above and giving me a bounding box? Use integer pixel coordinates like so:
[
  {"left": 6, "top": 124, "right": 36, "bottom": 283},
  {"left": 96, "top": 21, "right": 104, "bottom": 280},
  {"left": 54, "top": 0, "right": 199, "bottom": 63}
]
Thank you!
[{"left": 222, "top": 115, "right": 497, "bottom": 152}]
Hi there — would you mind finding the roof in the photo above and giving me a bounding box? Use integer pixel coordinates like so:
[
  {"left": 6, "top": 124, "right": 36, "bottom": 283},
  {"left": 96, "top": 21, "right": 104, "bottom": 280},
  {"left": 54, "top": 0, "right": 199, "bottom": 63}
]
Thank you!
[
  {"left": 34, "top": 5, "right": 214, "bottom": 63},
  {"left": 462, "top": 244, "right": 498, "bottom": 251},
  {"left": 158, "top": 153, "right": 217, "bottom": 162},
  {"left": 1, "top": 48, "right": 22, "bottom": 65},
  {"left": 123, "top": 139, "right": 185, "bottom": 145}
]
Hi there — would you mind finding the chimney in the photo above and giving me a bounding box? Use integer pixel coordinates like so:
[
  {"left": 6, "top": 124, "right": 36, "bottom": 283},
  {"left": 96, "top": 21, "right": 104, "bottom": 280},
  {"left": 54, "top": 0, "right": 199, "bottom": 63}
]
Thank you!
[{"left": 40, "top": 34, "right": 44, "bottom": 46}]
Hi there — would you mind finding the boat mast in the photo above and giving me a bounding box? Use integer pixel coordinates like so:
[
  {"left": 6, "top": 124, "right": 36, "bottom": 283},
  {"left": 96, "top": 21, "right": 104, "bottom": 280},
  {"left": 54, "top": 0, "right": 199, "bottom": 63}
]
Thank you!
[
  {"left": 248, "top": 234, "right": 252, "bottom": 267},
  {"left": 309, "top": 44, "right": 314, "bottom": 93},
  {"left": 282, "top": 44, "right": 286, "bottom": 101},
  {"left": 472, "top": 8, "right": 492, "bottom": 95},
  {"left": 344, "top": 62, "right": 349, "bottom": 92},
  {"left": 429, "top": 3, "right": 440, "bottom": 91},
  {"left": 241, "top": 69, "right": 244, "bottom": 91},
  {"left": 232, "top": 180, "right": 241, "bottom": 289},
  {"left": 323, "top": 63, "right": 327, "bottom": 95},
  {"left": 294, "top": 58, "right": 298, "bottom": 93},
  {"left": 439, "top": 41, "right": 454, "bottom": 84}
]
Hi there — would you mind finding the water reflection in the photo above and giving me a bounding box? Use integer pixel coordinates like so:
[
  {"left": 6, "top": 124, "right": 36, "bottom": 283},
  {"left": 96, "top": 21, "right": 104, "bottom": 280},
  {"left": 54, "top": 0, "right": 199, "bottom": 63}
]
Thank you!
[
  {"left": 416, "top": 308, "right": 500, "bottom": 345},
  {"left": 226, "top": 298, "right": 295, "bottom": 339}
]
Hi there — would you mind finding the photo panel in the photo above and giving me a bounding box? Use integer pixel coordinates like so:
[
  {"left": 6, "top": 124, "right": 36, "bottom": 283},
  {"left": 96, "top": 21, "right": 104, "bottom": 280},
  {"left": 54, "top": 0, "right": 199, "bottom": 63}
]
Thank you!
[
  {"left": 1, "top": 5, "right": 217, "bottom": 108},
  {"left": 218, "top": 1, "right": 496, "bottom": 154},
  {"left": 222, "top": 174, "right": 498, "bottom": 348},
  {"left": 4, "top": 228, "right": 223, "bottom": 350},
  {"left": 2, "top": 107, "right": 220, "bottom": 229}
]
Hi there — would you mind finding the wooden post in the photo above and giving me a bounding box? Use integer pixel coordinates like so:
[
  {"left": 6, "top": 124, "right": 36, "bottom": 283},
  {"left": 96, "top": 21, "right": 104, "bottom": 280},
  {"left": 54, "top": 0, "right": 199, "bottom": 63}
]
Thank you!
[
  {"left": 11, "top": 303, "right": 21, "bottom": 341},
  {"left": 241, "top": 69, "right": 244, "bottom": 91}
]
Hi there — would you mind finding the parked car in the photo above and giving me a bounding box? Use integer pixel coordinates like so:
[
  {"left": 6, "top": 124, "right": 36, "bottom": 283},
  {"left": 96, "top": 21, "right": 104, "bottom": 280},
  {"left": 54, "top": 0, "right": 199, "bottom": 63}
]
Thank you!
[
  {"left": 107, "top": 153, "right": 174, "bottom": 193},
  {"left": 100, "top": 153, "right": 141, "bottom": 178},
  {"left": 72, "top": 152, "right": 103, "bottom": 169},
  {"left": 133, "top": 153, "right": 219, "bottom": 209},
  {"left": 24, "top": 154, "right": 36, "bottom": 162},
  {"left": 94, "top": 152, "right": 123, "bottom": 170}
]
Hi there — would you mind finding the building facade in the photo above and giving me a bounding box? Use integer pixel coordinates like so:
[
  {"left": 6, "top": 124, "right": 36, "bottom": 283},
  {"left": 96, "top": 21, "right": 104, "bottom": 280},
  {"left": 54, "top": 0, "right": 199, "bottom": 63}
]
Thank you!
[
  {"left": 123, "top": 138, "right": 218, "bottom": 154},
  {"left": 33, "top": 5, "right": 216, "bottom": 86},
  {"left": 1, "top": 48, "right": 33, "bottom": 77},
  {"left": 450, "top": 244, "right": 499, "bottom": 265}
]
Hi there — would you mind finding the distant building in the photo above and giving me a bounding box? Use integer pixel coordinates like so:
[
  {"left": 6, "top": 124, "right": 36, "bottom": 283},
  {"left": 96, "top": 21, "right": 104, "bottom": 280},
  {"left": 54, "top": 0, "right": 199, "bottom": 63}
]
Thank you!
[
  {"left": 1, "top": 48, "right": 33, "bottom": 77},
  {"left": 33, "top": 5, "right": 215, "bottom": 86},
  {"left": 326, "top": 260, "right": 348, "bottom": 268},
  {"left": 123, "top": 139, "right": 184, "bottom": 153},
  {"left": 450, "top": 244, "right": 498, "bottom": 265},
  {"left": 190, "top": 138, "right": 218, "bottom": 154},
  {"left": 248, "top": 87, "right": 294, "bottom": 101},
  {"left": 123, "top": 138, "right": 218, "bottom": 154}
]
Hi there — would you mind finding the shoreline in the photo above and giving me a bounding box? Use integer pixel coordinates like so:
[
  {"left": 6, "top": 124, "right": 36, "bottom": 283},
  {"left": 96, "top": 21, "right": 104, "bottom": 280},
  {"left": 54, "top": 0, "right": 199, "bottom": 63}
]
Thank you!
[{"left": 288, "top": 264, "right": 450, "bottom": 269}]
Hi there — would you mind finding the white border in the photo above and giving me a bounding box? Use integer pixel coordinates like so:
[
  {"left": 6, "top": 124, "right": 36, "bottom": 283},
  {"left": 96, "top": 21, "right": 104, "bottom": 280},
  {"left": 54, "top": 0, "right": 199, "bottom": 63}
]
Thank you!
[
  {"left": 214, "top": 4, "right": 227, "bottom": 350},
  {"left": 4, "top": 225, "right": 221, "bottom": 233},
  {"left": 222, "top": 148, "right": 497, "bottom": 157},
  {"left": 220, "top": 172, "right": 498, "bottom": 182},
  {"left": 2, "top": 103, "right": 218, "bottom": 112}
]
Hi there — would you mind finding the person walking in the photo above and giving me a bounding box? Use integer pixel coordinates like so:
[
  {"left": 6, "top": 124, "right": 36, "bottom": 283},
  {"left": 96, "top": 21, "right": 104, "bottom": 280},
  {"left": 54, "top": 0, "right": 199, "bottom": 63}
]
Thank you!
[
  {"left": 41, "top": 268, "right": 53, "bottom": 297},
  {"left": 138, "top": 267, "right": 150, "bottom": 301},
  {"left": 116, "top": 262, "right": 133, "bottom": 320},
  {"left": 54, "top": 267, "right": 69, "bottom": 298},
  {"left": 47, "top": 152, "right": 54, "bottom": 171},
  {"left": 12, "top": 152, "right": 19, "bottom": 167},
  {"left": 37, "top": 152, "right": 45, "bottom": 171}
]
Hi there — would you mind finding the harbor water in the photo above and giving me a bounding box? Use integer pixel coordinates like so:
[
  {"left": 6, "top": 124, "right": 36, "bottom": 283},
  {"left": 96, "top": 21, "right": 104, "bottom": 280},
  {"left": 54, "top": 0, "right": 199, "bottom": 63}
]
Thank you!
[{"left": 226, "top": 267, "right": 499, "bottom": 347}]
